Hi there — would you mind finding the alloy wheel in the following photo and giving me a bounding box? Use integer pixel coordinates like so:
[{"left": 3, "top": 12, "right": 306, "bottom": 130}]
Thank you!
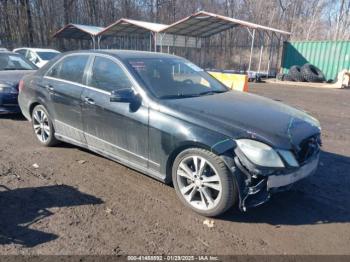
[
  {"left": 33, "top": 109, "right": 50, "bottom": 143},
  {"left": 176, "top": 155, "right": 222, "bottom": 211}
]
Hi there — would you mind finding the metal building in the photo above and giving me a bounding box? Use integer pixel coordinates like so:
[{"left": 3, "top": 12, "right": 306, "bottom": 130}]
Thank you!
[
  {"left": 53, "top": 24, "right": 104, "bottom": 49},
  {"left": 53, "top": 11, "right": 291, "bottom": 75}
]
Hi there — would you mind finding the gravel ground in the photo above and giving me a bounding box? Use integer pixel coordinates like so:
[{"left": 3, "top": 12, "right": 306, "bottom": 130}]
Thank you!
[{"left": 0, "top": 83, "right": 349, "bottom": 255}]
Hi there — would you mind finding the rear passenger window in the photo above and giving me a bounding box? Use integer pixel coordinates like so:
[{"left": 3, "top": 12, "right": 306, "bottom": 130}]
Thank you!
[
  {"left": 47, "top": 55, "right": 88, "bottom": 84},
  {"left": 89, "top": 56, "right": 132, "bottom": 92}
]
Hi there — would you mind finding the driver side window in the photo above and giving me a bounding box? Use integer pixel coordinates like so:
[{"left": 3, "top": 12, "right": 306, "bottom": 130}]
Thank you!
[{"left": 89, "top": 56, "right": 132, "bottom": 92}]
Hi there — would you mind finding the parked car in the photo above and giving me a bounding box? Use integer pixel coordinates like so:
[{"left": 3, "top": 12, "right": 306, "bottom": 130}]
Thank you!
[
  {"left": 13, "top": 48, "right": 60, "bottom": 68},
  {"left": 0, "top": 48, "right": 8, "bottom": 51},
  {"left": 18, "top": 50, "right": 321, "bottom": 217},
  {"left": 0, "top": 51, "right": 37, "bottom": 114}
]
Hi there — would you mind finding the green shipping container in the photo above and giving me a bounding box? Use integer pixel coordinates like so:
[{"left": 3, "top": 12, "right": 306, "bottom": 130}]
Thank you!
[{"left": 282, "top": 41, "right": 350, "bottom": 81}]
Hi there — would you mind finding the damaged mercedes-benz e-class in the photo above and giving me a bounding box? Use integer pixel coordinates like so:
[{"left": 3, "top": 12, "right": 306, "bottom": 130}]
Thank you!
[{"left": 18, "top": 50, "right": 321, "bottom": 217}]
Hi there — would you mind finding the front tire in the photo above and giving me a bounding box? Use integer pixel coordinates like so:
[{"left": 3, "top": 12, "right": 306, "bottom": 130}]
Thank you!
[
  {"left": 172, "top": 148, "right": 237, "bottom": 217},
  {"left": 31, "top": 105, "right": 58, "bottom": 147}
]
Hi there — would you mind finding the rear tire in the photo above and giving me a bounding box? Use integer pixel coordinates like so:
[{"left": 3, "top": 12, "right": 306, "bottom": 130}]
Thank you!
[
  {"left": 31, "top": 105, "right": 58, "bottom": 147},
  {"left": 172, "top": 148, "right": 237, "bottom": 217}
]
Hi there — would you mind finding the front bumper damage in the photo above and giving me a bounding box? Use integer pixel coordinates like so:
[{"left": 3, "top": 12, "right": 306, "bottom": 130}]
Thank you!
[{"left": 233, "top": 147, "right": 320, "bottom": 211}]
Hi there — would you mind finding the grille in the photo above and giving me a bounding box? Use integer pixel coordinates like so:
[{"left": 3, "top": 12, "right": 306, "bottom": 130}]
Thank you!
[{"left": 296, "top": 134, "right": 321, "bottom": 164}]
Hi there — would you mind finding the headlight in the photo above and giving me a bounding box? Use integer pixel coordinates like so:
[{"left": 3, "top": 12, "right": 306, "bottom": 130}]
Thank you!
[{"left": 236, "top": 139, "right": 284, "bottom": 167}]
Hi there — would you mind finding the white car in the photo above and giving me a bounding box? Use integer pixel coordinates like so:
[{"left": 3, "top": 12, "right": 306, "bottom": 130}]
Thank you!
[{"left": 13, "top": 48, "right": 60, "bottom": 68}]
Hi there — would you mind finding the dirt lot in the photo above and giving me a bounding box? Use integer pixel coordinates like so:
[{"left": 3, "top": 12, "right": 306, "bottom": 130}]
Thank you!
[{"left": 0, "top": 83, "right": 349, "bottom": 255}]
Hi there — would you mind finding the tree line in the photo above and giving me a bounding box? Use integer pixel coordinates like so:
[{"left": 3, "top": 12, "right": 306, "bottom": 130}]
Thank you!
[{"left": 0, "top": 0, "right": 348, "bottom": 69}]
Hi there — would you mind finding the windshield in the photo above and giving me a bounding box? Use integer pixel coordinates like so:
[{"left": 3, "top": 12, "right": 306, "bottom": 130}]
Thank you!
[
  {"left": 37, "top": 51, "right": 59, "bottom": 61},
  {"left": 0, "top": 53, "right": 37, "bottom": 71},
  {"left": 127, "top": 58, "right": 227, "bottom": 99}
]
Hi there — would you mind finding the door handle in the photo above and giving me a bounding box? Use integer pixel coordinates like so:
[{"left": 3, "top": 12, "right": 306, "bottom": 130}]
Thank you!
[
  {"left": 38, "top": 83, "right": 54, "bottom": 91},
  {"left": 46, "top": 84, "right": 55, "bottom": 92},
  {"left": 84, "top": 97, "right": 95, "bottom": 105}
]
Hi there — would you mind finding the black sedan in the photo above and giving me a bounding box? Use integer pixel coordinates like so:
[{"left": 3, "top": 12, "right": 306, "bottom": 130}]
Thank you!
[
  {"left": 18, "top": 50, "right": 321, "bottom": 217},
  {"left": 0, "top": 51, "right": 37, "bottom": 114}
]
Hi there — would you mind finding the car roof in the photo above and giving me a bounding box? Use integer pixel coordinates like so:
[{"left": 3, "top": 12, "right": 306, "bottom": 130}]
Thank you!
[
  {"left": 0, "top": 51, "right": 18, "bottom": 55},
  {"left": 13, "top": 48, "right": 60, "bottom": 53},
  {"left": 62, "top": 49, "right": 180, "bottom": 60}
]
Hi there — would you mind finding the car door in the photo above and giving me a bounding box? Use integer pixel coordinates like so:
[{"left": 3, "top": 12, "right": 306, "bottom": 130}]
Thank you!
[
  {"left": 44, "top": 54, "right": 90, "bottom": 145},
  {"left": 81, "top": 55, "right": 149, "bottom": 168}
]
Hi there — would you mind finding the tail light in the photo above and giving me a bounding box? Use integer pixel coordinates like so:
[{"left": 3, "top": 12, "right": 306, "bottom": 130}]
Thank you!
[{"left": 18, "top": 80, "right": 25, "bottom": 93}]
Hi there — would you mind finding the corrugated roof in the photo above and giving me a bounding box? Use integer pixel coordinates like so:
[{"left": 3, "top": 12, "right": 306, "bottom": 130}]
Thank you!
[
  {"left": 161, "top": 11, "right": 291, "bottom": 37},
  {"left": 53, "top": 24, "right": 104, "bottom": 40},
  {"left": 122, "top": 19, "right": 168, "bottom": 32},
  {"left": 98, "top": 19, "right": 168, "bottom": 37},
  {"left": 53, "top": 11, "right": 290, "bottom": 41}
]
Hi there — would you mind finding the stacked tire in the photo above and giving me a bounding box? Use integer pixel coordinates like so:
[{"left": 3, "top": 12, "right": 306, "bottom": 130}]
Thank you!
[
  {"left": 278, "top": 64, "right": 325, "bottom": 83},
  {"left": 300, "top": 64, "right": 326, "bottom": 82},
  {"left": 283, "top": 74, "right": 294, "bottom": 82},
  {"left": 289, "top": 65, "right": 304, "bottom": 82}
]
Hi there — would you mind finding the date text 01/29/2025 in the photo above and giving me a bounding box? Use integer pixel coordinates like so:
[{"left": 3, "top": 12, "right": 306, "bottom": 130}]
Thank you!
[{"left": 127, "top": 255, "right": 219, "bottom": 261}]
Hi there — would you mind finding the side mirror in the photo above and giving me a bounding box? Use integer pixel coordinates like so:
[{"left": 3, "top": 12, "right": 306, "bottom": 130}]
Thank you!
[{"left": 110, "top": 88, "right": 135, "bottom": 103}]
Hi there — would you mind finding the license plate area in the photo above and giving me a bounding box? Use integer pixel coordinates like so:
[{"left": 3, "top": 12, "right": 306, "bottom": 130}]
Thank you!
[{"left": 267, "top": 155, "right": 319, "bottom": 189}]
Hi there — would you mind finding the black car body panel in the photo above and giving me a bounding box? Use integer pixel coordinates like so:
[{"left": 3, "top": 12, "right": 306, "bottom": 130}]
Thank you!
[
  {"left": 0, "top": 70, "right": 35, "bottom": 83},
  {"left": 159, "top": 91, "right": 320, "bottom": 150},
  {"left": 0, "top": 70, "right": 36, "bottom": 114},
  {"left": 0, "top": 51, "right": 37, "bottom": 114},
  {"left": 18, "top": 50, "right": 321, "bottom": 211},
  {"left": 81, "top": 87, "right": 150, "bottom": 169}
]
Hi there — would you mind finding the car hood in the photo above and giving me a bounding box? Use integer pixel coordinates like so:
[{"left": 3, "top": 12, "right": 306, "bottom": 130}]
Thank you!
[
  {"left": 0, "top": 70, "right": 36, "bottom": 86},
  {"left": 159, "top": 91, "right": 321, "bottom": 150}
]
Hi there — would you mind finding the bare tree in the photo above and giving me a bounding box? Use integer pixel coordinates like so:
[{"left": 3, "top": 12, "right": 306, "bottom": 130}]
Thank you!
[{"left": 0, "top": 0, "right": 349, "bottom": 66}]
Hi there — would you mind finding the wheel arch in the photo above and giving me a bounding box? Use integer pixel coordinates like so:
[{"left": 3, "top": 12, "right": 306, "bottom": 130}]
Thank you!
[
  {"left": 165, "top": 141, "right": 211, "bottom": 183},
  {"left": 165, "top": 139, "right": 237, "bottom": 184},
  {"left": 29, "top": 101, "right": 41, "bottom": 117},
  {"left": 28, "top": 101, "right": 57, "bottom": 131}
]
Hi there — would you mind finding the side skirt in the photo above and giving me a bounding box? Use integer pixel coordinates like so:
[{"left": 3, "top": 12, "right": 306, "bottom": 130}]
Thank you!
[{"left": 54, "top": 133, "right": 167, "bottom": 183}]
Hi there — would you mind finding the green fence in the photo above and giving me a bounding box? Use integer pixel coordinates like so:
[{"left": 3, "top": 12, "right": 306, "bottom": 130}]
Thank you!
[{"left": 282, "top": 41, "right": 350, "bottom": 81}]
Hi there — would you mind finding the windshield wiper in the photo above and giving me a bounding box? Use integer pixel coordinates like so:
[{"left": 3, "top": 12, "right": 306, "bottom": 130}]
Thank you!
[
  {"left": 3, "top": 68, "right": 30, "bottom": 71},
  {"left": 159, "top": 90, "right": 227, "bottom": 99},
  {"left": 159, "top": 93, "right": 202, "bottom": 99},
  {"left": 198, "top": 90, "right": 227, "bottom": 96}
]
